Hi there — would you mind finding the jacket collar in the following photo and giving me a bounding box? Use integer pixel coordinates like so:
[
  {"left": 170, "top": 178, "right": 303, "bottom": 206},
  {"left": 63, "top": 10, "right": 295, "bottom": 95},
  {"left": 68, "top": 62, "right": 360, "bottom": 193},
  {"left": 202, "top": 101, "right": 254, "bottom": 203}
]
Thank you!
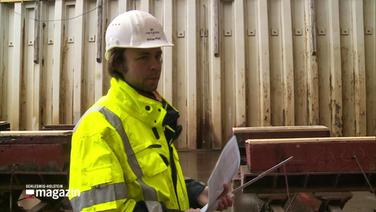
[{"left": 107, "top": 78, "right": 168, "bottom": 127}]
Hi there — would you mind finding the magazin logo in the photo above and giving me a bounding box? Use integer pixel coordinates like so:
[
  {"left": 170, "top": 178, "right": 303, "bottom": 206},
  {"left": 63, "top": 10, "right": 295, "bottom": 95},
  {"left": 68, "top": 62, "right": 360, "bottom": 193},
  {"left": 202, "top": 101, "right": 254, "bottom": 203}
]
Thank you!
[{"left": 25, "top": 184, "right": 80, "bottom": 200}]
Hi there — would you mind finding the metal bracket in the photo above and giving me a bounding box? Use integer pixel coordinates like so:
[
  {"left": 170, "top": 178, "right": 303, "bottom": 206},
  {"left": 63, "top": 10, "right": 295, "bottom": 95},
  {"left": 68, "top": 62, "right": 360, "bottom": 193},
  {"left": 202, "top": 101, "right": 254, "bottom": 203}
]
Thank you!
[
  {"left": 341, "top": 28, "right": 349, "bottom": 35},
  {"left": 89, "top": 35, "right": 96, "bottom": 43},
  {"left": 177, "top": 31, "right": 185, "bottom": 38},
  {"left": 295, "top": 28, "right": 303, "bottom": 36},
  {"left": 318, "top": 28, "right": 326, "bottom": 36},
  {"left": 67, "top": 37, "right": 74, "bottom": 44},
  {"left": 271, "top": 28, "right": 279, "bottom": 36},
  {"left": 365, "top": 27, "right": 373, "bottom": 35},
  {"left": 248, "top": 29, "right": 256, "bottom": 36},
  {"left": 224, "top": 30, "right": 232, "bottom": 37}
]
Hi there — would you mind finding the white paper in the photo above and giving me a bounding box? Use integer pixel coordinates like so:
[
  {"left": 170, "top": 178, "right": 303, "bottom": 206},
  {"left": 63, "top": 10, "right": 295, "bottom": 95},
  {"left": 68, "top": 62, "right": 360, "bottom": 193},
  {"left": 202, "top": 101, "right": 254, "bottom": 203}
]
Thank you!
[
  {"left": 201, "top": 136, "right": 240, "bottom": 212},
  {"left": 200, "top": 204, "right": 208, "bottom": 212}
]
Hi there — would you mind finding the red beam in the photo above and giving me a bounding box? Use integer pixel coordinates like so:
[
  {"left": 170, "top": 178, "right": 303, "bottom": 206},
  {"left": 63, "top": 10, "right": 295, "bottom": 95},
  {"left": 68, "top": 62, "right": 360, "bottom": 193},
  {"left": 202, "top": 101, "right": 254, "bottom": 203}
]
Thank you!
[
  {"left": 233, "top": 126, "right": 331, "bottom": 164},
  {"left": 0, "top": 131, "right": 72, "bottom": 173},
  {"left": 245, "top": 137, "right": 376, "bottom": 173}
]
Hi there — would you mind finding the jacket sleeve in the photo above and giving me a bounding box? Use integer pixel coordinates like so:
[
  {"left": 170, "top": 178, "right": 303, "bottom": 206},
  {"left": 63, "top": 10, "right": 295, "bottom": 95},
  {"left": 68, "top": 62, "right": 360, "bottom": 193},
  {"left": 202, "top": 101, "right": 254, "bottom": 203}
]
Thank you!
[
  {"left": 185, "top": 178, "right": 206, "bottom": 209},
  {"left": 69, "top": 127, "right": 139, "bottom": 212}
]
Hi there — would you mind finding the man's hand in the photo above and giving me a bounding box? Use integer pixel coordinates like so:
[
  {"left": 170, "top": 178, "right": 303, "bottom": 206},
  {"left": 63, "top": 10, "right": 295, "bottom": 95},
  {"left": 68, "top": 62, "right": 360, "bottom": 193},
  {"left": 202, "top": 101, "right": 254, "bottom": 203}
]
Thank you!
[
  {"left": 196, "top": 184, "right": 233, "bottom": 211},
  {"left": 216, "top": 184, "right": 233, "bottom": 211}
]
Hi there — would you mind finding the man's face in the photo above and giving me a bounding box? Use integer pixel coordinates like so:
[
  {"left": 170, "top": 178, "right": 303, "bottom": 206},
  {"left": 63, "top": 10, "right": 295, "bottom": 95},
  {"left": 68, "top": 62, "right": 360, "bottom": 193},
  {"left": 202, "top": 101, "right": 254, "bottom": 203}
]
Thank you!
[{"left": 122, "top": 47, "right": 162, "bottom": 92}]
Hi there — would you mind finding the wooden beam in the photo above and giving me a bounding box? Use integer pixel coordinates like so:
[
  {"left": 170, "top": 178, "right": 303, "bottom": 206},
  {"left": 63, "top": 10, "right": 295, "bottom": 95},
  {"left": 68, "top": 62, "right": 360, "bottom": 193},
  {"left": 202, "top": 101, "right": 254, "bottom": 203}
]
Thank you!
[
  {"left": 0, "top": 0, "right": 33, "bottom": 2},
  {"left": 305, "top": 0, "right": 319, "bottom": 126},
  {"left": 39, "top": 0, "right": 46, "bottom": 126},
  {"left": 281, "top": 0, "right": 294, "bottom": 125},
  {"left": 173, "top": 0, "right": 187, "bottom": 149},
  {"left": 61, "top": 2, "right": 75, "bottom": 124},
  {"left": 95, "top": 0, "right": 104, "bottom": 101},
  {"left": 18, "top": 4, "right": 30, "bottom": 130},
  {"left": 234, "top": 125, "right": 331, "bottom": 145},
  {"left": 257, "top": 0, "right": 271, "bottom": 126},
  {"left": 96, "top": 0, "right": 103, "bottom": 64},
  {"left": 41, "top": 124, "right": 74, "bottom": 131},
  {"left": 209, "top": 0, "right": 222, "bottom": 148},
  {"left": 0, "top": 130, "right": 72, "bottom": 137},
  {"left": 154, "top": 0, "right": 164, "bottom": 95},
  {"left": 212, "top": 0, "right": 219, "bottom": 57},
  {"left": 0, "top": 3, "right": 5, "bottom": 120},
  {"left": 162, "top": 0, "right": 173, "bottom": 102},
  {"left": 290, "top": 0, "right": 306, "bottom": 125},
  {"left": 186, "top": 0, "right": 197, "bottom": 149},
  {"left": 33, "top": 1, "right": 39, "bottom": 65},
  {"left": 101, "top": 0, "right": 112, "bottom": 94},
  {"left": 197, "top": 0, "right": 210, "bottom": 148},
  {"left": 32, "top": 2, "right": 42, "bottom": 130},
  {"left": 364, "top": 0, "right": 376, "bottom": 136},
  {"left": 140, "top": 0, "right": 150, "bottom": 12},
  {"left": 327, "top": 0, "right": 343, "bottom": 136},
  {"left": 245, "top": 0, "right": 259, "bottom": 126},
  {"left": 340, "top": 0, "right": 354, "bottom": 136},
  {"left": 23, "top": 5, "right": 35, "bottom": 130},
  {"left": 118, "top": 0, "right": 127, "bottom": 13},
  {"left": 233, "top": 125, "right": 331, "bottom": 134},
  {"left": 351, "top": 0, "right": 367, "bottom": 136},
  {"left": 73, "top": 0, "right": 85, "bottom": 123},
  {"left": 9, "top": 3, "right": 23, "bottom": 130},
  {"left": 234, "top": 0, "right": 246, "bottom": 127},
  {"left": 52, "top": 0, "right": 63, "bottom": 124},
  {"left": 43, "top": 1, "right": 55, "bottom": 125}
]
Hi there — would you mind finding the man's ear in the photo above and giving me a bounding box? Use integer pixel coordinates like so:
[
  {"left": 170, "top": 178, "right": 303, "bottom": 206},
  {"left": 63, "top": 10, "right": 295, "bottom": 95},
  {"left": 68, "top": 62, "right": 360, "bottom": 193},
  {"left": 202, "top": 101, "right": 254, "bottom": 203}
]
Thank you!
[
  {"left": 121, "top": 60, "right": 128, "bottom": 75},
  {"left": 121, "top": 50, "right": 128, "bottom": 74}
]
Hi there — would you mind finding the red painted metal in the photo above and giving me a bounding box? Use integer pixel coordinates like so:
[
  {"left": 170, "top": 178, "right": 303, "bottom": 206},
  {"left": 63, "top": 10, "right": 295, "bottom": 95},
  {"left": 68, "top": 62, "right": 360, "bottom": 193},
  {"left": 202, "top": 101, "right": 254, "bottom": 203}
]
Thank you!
[
  {"left": 0, "top": 131, "right": 71, "bottom": 174},
  {"left": 245, "top": 137, "right": 376, "bottom": 173},
  {"left": 233, "top": 126, "right": 331, "bottom": 164}
]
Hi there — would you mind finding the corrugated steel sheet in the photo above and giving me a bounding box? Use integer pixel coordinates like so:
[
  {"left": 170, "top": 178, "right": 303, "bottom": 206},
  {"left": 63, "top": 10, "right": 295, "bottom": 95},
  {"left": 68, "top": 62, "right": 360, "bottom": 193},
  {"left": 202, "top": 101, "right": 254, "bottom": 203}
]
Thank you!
[{"left": 0, "top": 0, "right": 375, "bottom": 149}]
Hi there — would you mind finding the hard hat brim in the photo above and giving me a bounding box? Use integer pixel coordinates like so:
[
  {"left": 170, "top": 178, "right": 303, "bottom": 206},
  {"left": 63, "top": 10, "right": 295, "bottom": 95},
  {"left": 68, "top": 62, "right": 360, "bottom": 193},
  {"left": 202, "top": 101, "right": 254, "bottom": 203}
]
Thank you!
[{"left": 105, "top": 42, "right": 174, "bottom": 60}]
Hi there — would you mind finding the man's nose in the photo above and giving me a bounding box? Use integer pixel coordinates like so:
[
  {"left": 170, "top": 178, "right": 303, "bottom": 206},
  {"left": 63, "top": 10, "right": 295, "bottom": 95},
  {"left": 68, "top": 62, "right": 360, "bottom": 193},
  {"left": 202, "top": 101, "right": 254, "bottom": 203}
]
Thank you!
[{"left": 150, "top": 57, "right": 162, "bottom": 70}]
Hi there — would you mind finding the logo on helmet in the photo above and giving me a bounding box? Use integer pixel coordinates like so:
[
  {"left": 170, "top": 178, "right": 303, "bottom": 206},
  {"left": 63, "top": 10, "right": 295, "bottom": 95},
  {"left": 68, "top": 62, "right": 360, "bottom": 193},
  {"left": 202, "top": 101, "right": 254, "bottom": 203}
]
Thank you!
[{"left": 146, "top": 28, "right": 161, "bottom": 41}]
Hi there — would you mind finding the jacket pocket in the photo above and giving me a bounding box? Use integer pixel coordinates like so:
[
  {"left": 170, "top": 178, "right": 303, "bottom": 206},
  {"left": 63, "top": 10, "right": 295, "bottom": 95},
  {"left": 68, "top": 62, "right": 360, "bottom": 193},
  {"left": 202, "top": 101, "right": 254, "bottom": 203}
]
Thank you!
[
  {"left": 134, "top": 146, "right": 171, "bottom": 201},
  {"left": 83, "top": 165, "right": 119, "bottom": 187},
  {"left": 136, "top": 147, "right": 168, "bottom": 177}
]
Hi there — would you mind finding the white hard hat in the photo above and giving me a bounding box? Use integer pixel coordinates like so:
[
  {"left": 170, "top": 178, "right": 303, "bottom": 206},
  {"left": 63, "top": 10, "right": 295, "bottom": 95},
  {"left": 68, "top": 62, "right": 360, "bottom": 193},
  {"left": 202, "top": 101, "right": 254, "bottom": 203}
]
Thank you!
[{"left": 105, "top": 10, "right": 173, "bottom": 60}]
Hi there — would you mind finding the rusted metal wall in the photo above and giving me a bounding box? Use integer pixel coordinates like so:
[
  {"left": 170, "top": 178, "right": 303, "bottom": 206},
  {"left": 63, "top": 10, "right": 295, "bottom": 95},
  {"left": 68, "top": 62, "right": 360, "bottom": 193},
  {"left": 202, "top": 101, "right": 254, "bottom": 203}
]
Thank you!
[{"left": 0, "top": 0, "right": 375, "bottom": 149}]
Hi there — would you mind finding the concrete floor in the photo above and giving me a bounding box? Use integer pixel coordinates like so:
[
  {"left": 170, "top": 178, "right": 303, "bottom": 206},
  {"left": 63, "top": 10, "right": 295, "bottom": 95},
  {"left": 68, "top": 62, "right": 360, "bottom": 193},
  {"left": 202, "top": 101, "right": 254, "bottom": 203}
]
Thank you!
[{"left": 179, "top": 151, "right": 376, "bottom": 212}]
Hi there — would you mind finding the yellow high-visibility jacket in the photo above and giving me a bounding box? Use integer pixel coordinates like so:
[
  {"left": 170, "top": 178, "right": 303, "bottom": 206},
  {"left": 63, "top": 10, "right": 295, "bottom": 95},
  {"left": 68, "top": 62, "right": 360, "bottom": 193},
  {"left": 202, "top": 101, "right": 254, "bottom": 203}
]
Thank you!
[{"left": 69, "top": 78, "right": 190, "bottom": 211}]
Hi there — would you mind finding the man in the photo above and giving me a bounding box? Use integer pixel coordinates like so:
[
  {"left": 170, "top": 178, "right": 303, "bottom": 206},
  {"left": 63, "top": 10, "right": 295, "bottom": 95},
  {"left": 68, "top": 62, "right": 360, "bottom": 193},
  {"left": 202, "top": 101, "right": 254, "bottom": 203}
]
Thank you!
[{"left": 68, "top": 10, "right": 232, "bottom": 212}]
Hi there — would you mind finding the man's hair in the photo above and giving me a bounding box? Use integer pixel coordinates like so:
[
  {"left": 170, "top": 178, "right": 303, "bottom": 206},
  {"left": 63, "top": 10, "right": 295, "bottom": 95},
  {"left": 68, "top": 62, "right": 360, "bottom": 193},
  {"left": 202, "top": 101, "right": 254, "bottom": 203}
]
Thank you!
[{"left": 107, "top": 48, "right": 126, "bottom": 80}]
